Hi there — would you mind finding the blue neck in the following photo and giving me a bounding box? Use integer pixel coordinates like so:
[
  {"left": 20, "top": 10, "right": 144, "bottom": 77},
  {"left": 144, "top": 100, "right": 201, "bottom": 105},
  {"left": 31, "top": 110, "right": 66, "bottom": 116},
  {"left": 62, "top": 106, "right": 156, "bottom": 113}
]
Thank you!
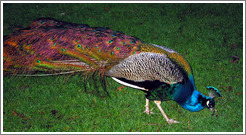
[
  {"left": 178, "top": 90, "right": 209, "bottom": 112},
  {"left": 172, "top": 75, "right": 211, "bottom": 112}
]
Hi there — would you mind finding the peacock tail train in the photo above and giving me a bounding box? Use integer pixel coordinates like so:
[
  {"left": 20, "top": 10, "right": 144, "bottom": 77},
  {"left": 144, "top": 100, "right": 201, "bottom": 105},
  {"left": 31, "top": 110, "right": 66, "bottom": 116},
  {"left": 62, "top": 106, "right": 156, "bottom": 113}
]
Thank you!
[
  {"left": 3, "top": 18, "right": 138, "bottom": 75},
  {"left": 4, "top": 18, "right": 191, "bottom": 76}
]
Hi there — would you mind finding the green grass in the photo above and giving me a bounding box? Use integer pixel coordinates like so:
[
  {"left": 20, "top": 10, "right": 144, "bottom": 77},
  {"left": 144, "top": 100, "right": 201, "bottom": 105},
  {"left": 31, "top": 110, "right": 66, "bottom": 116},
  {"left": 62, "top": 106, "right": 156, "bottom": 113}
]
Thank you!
[{"left": 3, "top": 3, "right": 243, "bottom": 132}]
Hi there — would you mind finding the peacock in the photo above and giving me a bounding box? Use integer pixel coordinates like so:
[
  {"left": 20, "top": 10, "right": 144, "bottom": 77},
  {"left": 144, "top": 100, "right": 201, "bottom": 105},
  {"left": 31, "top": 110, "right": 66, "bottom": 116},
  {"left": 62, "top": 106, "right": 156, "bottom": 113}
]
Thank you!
[{"left": 3, "top": 18, "right": 222, "bottom": 125}]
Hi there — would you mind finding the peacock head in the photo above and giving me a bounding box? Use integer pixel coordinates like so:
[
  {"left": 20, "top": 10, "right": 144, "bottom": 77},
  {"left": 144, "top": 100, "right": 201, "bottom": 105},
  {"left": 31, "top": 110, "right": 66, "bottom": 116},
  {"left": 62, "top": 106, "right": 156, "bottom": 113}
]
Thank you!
[{"left": 205, "top": 86, "right": 222, "bottom": 115}]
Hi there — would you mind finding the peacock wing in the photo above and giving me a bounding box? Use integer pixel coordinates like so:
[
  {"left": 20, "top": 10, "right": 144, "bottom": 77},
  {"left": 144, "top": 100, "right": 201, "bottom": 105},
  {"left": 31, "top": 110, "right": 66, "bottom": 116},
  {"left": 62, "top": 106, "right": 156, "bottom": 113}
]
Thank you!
[{"left": 105, "top": 52, "right": 186, "bottom": 86}]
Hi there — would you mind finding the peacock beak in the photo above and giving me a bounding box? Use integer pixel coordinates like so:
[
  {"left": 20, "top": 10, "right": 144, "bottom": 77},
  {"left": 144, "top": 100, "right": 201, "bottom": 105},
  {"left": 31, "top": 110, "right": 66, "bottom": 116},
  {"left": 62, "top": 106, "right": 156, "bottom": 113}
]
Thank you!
[{"left": 210, "top": 107, "right": 215, "bottom": 115}]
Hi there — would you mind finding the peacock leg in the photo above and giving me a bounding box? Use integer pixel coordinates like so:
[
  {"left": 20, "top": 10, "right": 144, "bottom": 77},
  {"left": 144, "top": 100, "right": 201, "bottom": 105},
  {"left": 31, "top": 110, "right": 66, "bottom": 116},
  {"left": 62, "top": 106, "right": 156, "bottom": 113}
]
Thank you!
[
  {"left": 154, "top": 100, "right": 179, "bottom": 125},
  {"left": 144, "top": 98, "right": 153, "bottom": 114}
]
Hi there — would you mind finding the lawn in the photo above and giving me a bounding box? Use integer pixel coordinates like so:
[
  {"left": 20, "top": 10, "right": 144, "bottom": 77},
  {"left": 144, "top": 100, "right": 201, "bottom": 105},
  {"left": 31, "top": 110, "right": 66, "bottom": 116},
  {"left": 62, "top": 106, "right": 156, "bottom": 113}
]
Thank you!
[{"left": 2, "top": 3, "right": 244, "bottom": 132}]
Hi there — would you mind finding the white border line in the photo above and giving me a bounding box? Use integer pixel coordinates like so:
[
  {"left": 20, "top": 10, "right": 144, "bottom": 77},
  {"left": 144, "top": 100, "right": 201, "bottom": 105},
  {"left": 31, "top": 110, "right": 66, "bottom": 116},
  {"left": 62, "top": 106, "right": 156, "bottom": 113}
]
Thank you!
[
  {"left": 0, "top": 1, "right": 245, "bottom": 3},
  {"left": 1, "top": 1, "right": 245, "bottom": 134},
  {"left": 243, "top": 1, "right": 245, "bottom": 134},
  {"left": 1, "top": 1, "right": 4, "bottom": 134}
]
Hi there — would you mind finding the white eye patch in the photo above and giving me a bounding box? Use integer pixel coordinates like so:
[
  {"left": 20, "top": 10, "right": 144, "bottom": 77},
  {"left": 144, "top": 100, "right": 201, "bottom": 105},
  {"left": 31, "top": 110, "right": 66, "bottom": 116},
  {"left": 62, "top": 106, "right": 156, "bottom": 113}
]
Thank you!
[{"left": 206, "top": 100, "right": 210, "bottom": 107}]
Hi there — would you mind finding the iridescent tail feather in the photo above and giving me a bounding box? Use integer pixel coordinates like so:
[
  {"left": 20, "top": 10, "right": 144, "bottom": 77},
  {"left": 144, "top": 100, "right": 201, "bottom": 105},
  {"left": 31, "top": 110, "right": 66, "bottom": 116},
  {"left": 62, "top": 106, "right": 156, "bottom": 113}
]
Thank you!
[{"left": 3, "top": 18, "right": 142, "bottom": 77}]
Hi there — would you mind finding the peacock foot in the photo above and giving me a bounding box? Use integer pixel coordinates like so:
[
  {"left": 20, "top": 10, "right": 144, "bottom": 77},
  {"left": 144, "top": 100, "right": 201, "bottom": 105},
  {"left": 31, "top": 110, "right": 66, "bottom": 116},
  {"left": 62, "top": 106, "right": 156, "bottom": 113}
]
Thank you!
[
  {"left": 167, "top": 119, "right": 179, "bottom": 125},
  {"left": 143, "top": 107, "right": 154, "bottom": 114}
]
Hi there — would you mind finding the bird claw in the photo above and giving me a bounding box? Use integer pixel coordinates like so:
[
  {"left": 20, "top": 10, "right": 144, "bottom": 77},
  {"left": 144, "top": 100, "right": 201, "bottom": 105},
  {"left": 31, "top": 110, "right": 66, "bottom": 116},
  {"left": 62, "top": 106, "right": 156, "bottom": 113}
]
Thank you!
[
  {"left": 144, "top": 110, "right": 153, "bottom": 115},
  {"left": 167, "top": 119, "right": 180, "bottom": 125},
  {"left": 143, "top": 108, "right": 154, "bottom": 114}
]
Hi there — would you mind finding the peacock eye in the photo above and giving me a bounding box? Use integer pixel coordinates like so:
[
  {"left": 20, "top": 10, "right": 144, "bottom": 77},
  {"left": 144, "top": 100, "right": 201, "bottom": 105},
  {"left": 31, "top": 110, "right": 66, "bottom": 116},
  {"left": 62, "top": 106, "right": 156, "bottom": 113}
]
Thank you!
[
  {"left": 206, "top": 100, "right": 210, "bottom": 107},
  {"left": 206, "top": 100, "right": 215, "bottom": 108}
]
